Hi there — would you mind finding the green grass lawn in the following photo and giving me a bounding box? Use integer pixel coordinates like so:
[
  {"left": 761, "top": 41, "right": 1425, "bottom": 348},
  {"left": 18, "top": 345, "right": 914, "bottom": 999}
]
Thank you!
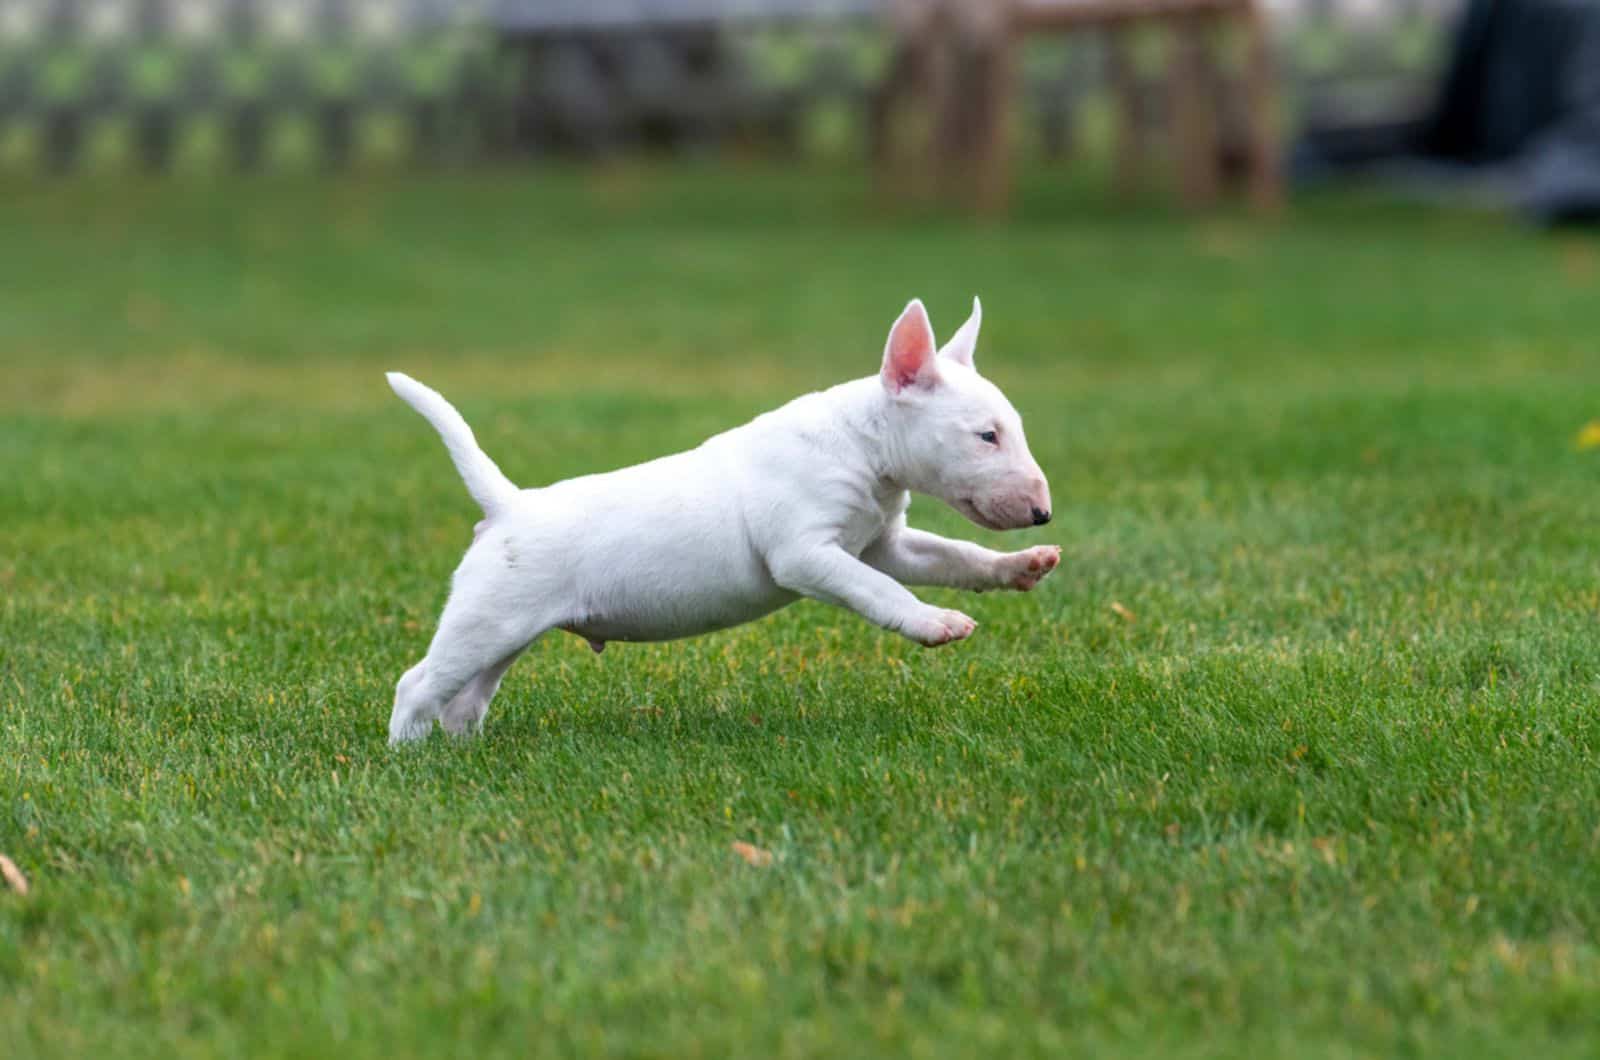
[{"left": 2, "top": 166, "right": 1598, "bottom": 1058}]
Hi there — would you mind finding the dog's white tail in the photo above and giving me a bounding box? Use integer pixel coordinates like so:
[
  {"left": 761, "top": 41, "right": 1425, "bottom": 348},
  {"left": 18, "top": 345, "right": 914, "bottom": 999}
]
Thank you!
[{"left": 386, "top": 372, "right": 519, "bottom": 515}]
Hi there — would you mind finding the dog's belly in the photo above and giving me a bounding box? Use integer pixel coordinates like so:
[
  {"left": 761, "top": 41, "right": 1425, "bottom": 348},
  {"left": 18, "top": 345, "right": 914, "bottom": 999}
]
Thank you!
[
  {"left": 565, "top": 603, "right": 793, "bottom": 644},
  {"left": 527, "top": 481, "right": 798, "bottom": 643},
  {"left": 564, "top": 583, "right": 797, "bottom": 643}
]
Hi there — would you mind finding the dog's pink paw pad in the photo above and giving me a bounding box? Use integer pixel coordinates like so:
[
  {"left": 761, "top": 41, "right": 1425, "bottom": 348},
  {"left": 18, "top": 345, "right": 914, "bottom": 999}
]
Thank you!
[
  {"left": 1007, "top": 547, "right": 1061, "bottom": 590},
  {"left": 913, "top": 609, "right": 977, "bottom": 647}
]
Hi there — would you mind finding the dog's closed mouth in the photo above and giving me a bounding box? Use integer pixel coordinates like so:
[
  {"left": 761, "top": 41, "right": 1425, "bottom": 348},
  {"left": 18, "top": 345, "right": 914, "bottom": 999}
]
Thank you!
[{"left": 957, "top": 498, "right": 1008, "bottom": 532}]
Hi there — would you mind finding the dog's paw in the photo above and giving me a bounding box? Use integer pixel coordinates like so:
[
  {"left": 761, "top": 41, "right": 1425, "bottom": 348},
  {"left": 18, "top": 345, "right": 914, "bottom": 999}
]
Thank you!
[
  {"left": 999, "top": 545, "right": 1061, "bottom": 591},
  {"left": 388, "top": 715, "right": 434, "bottom": 746},
  {"left": 908, "top": 607, "right": 977, "bottom": 648}
]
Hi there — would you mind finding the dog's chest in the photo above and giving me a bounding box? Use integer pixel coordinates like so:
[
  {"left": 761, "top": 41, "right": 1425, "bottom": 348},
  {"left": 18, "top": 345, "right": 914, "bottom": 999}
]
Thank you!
[{"left": 839, "top": 487, "right": 909, "bottom": 557}]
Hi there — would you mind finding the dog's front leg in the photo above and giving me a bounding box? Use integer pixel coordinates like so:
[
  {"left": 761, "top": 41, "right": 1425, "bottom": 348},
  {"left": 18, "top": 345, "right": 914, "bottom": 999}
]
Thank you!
[
  {"left": 862, "top": 526, "right": 1061, "bottom": 592},
  {"left": 768, "top": 544, "right": 976, "bottom": 647}
]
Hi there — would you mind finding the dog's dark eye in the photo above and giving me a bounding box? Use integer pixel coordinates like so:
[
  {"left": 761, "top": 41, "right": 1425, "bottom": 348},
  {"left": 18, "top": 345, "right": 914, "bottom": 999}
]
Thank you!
[{"left": 978, "top": 430, "right": 999, "bottom": 445}]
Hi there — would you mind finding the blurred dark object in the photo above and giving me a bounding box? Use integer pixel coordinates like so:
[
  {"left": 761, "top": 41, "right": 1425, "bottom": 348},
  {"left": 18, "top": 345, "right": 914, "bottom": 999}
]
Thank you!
[
  {"left": 1296, "top": 0, "right": 1600, "bottom": 223},
  {"left": 1421, "top": 0, "right": 1582, "bottom": 162},
  {"left": 1423, "top": 0, "right": 1600, "bottom": 222},
  {"left": 872, "top": 0, "right": 1282, "bottom": 215}
]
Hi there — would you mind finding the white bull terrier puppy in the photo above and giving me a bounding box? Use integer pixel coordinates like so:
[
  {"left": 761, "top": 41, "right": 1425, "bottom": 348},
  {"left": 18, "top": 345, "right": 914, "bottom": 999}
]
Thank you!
[{"left": 385, "top": 297, "right": 1059, "bottom": 744}]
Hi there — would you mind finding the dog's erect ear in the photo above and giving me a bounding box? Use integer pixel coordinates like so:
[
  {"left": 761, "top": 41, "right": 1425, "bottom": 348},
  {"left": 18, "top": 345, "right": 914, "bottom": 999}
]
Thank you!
[
  {"left": 939, "top": 296, "right": 981, "bottom": 369},
  {"left": 881, "top": 299, "right": 940, "bottom": 394}
]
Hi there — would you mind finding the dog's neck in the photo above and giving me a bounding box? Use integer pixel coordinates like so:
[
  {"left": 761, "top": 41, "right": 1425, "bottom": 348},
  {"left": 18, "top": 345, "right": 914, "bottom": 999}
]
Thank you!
[{"left": 823, "top": 377, "right": 921, "bottom": 497}]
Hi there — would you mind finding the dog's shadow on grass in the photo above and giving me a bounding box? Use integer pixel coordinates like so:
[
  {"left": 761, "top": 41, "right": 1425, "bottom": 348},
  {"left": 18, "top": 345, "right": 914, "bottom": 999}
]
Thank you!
[{"left": 370, "top": 669, "right": 1030, "bottom": 783}]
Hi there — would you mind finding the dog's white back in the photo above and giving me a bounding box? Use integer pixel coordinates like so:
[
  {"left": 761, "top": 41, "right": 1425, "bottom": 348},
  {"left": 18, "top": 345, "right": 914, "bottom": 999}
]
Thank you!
[{"left": 385, "top": 297, "right": 1058, "bottom": 743}]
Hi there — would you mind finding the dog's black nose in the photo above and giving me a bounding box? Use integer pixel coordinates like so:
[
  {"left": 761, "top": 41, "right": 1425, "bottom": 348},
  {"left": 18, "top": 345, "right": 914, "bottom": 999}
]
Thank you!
[{"left": 1031, "top": 507, "right": 1051, "bottom": 526}]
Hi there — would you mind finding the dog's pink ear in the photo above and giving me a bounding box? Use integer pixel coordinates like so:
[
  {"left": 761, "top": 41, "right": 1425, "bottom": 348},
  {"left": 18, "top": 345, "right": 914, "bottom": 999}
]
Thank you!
[
  {"left": 881, "top": 299, "right": 940, "bottom": 393},
  {"left": 939, "top": 296, "right": 981, "bottom": 368}
]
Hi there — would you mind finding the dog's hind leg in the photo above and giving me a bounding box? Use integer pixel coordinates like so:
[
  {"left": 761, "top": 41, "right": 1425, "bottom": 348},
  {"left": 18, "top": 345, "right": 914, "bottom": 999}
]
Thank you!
[
  {"left": 389, "top": 519, "right": 572, "bottom": 745},
  {"left": 389, "top": 661, "right": 433, "bottom": 744},
  {"left": 389, "top": 654, "right": 473, "bottom": 745},
  {"left": 439, "top": 649, "right": 524, "bottom": 737},
  {"left": 388, "top": 583, "right": 559, "bottom": 745},
  {"left": 389, "top": 626, "right": 538, "bottom": 745}
]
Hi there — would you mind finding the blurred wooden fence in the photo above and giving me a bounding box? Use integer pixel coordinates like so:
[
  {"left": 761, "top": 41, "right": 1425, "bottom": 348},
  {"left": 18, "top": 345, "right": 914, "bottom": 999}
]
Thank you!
[{"left": 0, "top": 0, "right": 1462, "bottom": 173}]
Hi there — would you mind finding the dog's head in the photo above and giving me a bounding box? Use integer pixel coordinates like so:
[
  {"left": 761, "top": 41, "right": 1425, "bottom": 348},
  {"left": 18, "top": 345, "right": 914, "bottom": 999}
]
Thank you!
[{"left": 878, "top": 297, "right": 1051, "bottom": 531}]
